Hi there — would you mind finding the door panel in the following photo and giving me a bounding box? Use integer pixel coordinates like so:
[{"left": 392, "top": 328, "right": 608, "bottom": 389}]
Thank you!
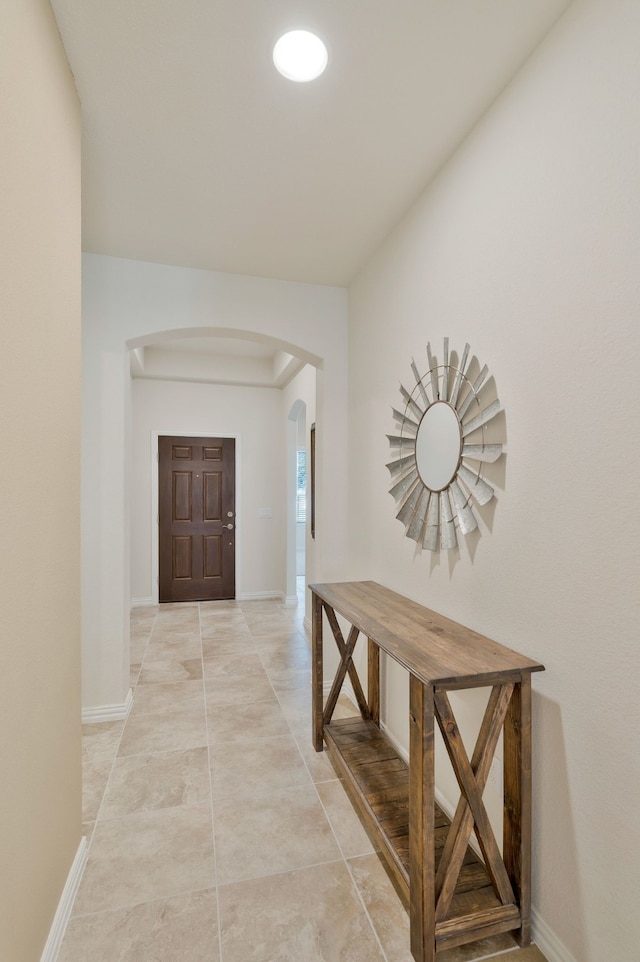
[
  {"left": 203, "top": 472, "right": 221, "bottom": 520},
  {"left": 159, "top": 436, "right": 235, "bottom": 602},
  {"left": 173, "top": 473, "right": 192, "bottom": 521},
  {"left": 203, "top": 535, "right": 223, "bottom": 578},
  {"left": 172, "top": 536, "right": 192, "bottom": 580}
]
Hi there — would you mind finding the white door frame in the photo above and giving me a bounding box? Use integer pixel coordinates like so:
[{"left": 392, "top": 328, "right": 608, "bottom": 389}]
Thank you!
[{"left": 285, "top": 400, "right": 306, "bottom": 605}]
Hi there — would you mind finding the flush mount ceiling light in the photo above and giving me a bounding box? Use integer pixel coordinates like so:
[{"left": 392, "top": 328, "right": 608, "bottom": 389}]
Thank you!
[{"left": 273, "top": 30, "right": 328, "bottom": 82}]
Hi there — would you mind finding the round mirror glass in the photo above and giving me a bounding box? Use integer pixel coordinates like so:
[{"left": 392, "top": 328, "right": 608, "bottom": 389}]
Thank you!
[{"left": 415, "top": 401, "right": 462, "bottom": 491}]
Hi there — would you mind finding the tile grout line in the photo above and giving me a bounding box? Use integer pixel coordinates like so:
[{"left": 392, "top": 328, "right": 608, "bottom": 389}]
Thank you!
[
  {"left": 77, "top": 598, "right": 529, "bottom": 960},
  {"left": 313, "top": 779, "right": 391, "bottom": 962},
  {"left": 83, "top": 606, "right": 158, "bottom": 848},
  {"left": 68, "top": 882, "right": 220, "bottom": 923},
  {"left": 77, "top": 597, "right": 410, "bottom": 956},
  {"left": 73, "top": 604, "right": 234, "bottom": 935},
  {"left": 252, "top": 619, "right": 317, "bottom": 787},
  {"left": 263, "top": 596, "right": 392, "bottom": 962},
  {"left": 71, "top": 608, "right": 158, "bottom": 930},
  {"left": 305, "top": 683, "right": 393, "bottom": 962},
  {"left": 216, "top": 851, "right": 352, "bottom": 889},
  {"left": 199, "top": 600, "right": 226, "bottom": 962},
  {"left": 219, "top": 598, "right": 379, "bottom": 940}
]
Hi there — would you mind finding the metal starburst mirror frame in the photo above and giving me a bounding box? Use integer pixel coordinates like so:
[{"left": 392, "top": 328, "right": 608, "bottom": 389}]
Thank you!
[{"left": 387, "top": 338, "right": 504, "bottom": 551}]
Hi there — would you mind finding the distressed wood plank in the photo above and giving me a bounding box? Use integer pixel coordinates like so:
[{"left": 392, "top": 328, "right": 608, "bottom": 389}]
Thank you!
[
  {"left": 323, "top": 715, "right": 523, "bottom": 956},
  {"left": 504, "top": 675, "right": 533, "bottom": 946},
  {"left": 434, "top": 690, "right": 516, "bottom": 910},
  {"left": 323, "top": 622, "right": 360, "bottom": 724},
  {"left": 311, "top": 589, "right": 324, "bottom": 752},
  {"left": 323, "top": 602, "right": 370, "bottom": 717},
  {"left": 310, "top": 581, "right": 543, "bottom": 687},
  {"left": 309, "top": 582, "right": 544, "bottom": 962},
  {"left": 368, "top": 637, "right": 381, "bottom": 724},
  {"left": 409, "top": 676, "right": 436, "bottom": 962},
  {"left": 434, "top": 684, "right": 514, "bottom": 920},
  {"left": 435, "top": 904, "right": 521, "bottom": 951}
]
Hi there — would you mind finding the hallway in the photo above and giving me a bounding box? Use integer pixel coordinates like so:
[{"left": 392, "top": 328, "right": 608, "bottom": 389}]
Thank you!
[{"left": 60, "top": 591, "right": 546, "bottom": 961}]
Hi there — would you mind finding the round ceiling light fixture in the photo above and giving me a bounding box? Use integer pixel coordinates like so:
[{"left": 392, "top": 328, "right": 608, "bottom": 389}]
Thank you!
[{"left": 273, "top": 30, "right": 328, "bottom": 82}]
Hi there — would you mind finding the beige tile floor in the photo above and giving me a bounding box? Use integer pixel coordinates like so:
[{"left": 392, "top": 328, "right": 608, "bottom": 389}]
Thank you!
[{"left": 60, "top": 584, "right": 548, "bottom": 962}]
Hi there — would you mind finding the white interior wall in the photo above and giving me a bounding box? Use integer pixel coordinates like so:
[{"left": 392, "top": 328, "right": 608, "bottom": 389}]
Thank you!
[
  {"left": 295, "top": 404, "right": 307, "bottom": 578},
  {"left": 82, "top": 254, "right": 348, "bottom": 711},
  {"left": 282, "top": 364, "right": 317, "bottom": 621},
  {"left": 348, "top": 2, "right": 640, "bottom": 960},
  {"left": 131, "top": 378, "right": 285, "bottom": 602}
]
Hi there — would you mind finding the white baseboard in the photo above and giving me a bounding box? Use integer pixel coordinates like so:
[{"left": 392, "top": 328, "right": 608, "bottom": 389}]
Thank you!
[
  {"left": 39, "top": 837, "right": 88, "bottom": 962},
  {"left": 531, "top": 907, "right": 577, "bottom": 962},
  {"left": 82, "top": 688, "right": 133, "bottom": 724},
  {"left": 236, "top": 590, "right": 282, "bottom": 602},
  {"left": 135, "top": 592, "right": 300, "bottom": 606},
  {"left": 379, "top": 719, "right": 409, "bottom": 764}
]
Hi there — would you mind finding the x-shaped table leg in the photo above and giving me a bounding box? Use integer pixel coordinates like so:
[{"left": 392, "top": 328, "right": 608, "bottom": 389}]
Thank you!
[
  {"left": 322, "top": 602, "right": 371, "bottom": 724},
  {"left": 434, "top": 684, "right": 516, "bottom": 922}
]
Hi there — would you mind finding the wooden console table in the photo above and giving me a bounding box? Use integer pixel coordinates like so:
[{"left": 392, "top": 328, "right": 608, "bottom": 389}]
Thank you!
[{"left": 310, "top": 581, "right": 544, "bottom": 962}]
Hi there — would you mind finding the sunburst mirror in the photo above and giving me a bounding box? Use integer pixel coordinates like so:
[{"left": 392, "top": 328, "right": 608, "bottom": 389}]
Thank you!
[{"left": 387, "top": 338, "right": 504, "bottom": 551}]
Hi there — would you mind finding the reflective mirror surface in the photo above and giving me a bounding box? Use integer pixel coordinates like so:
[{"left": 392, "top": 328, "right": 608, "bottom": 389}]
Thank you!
[
  {"left": 388, "top": 339, "right": 503, "bottom": 551},
  {"left": 415, "top": 401, "right": 462, "bottom": 491}
]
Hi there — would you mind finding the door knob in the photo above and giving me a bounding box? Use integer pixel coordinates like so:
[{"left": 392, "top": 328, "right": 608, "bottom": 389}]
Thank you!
[{"left": 223, "top": 523, "right": 234, "bottom": 530}]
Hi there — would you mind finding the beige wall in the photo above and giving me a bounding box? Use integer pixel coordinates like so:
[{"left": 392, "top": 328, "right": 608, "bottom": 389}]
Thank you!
[
  {"left": 348, "top": 1, "right": 640, "bottom": 959},
  {"left": 0, "top": 2, "right": 82, "bottom": 960}
]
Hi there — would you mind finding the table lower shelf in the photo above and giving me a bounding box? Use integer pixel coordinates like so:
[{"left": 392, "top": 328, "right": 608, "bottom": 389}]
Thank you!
[{"left": 324, "top": 716, "right": 521, "bottom": 952}]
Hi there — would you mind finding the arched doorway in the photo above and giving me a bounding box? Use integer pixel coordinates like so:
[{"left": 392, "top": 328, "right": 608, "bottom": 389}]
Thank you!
[{"left": 80, "top": 254, "right": 348, "bottom": 714}]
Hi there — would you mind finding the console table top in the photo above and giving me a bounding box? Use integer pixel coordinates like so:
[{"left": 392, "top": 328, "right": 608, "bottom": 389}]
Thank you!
[{"left": 309, "top": 580, "right": 544, "bottom": 688}]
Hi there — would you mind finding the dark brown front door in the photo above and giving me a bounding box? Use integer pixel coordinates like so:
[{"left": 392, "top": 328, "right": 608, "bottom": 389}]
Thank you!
[{"left": 159, "top": 436, "right": 236, "bottom": 602}]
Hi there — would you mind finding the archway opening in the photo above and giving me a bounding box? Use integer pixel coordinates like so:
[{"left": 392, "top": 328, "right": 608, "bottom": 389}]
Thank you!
[{"left": 127, "top": 326, "right": 320, "bottom": 610}]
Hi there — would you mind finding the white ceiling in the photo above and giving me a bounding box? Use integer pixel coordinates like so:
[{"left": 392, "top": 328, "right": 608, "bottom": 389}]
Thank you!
[
  {"left": 52, "top": 0, "right": 571, "bottom": 386},
  {"left": 129, "top": 334, "right": 305, "bottom": 388},
  {"left": 51, "top": 0, "right": 572, "bottom": 289},
  {"left": 153, "top": 337, "right": 275, "bottom": 359}
]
